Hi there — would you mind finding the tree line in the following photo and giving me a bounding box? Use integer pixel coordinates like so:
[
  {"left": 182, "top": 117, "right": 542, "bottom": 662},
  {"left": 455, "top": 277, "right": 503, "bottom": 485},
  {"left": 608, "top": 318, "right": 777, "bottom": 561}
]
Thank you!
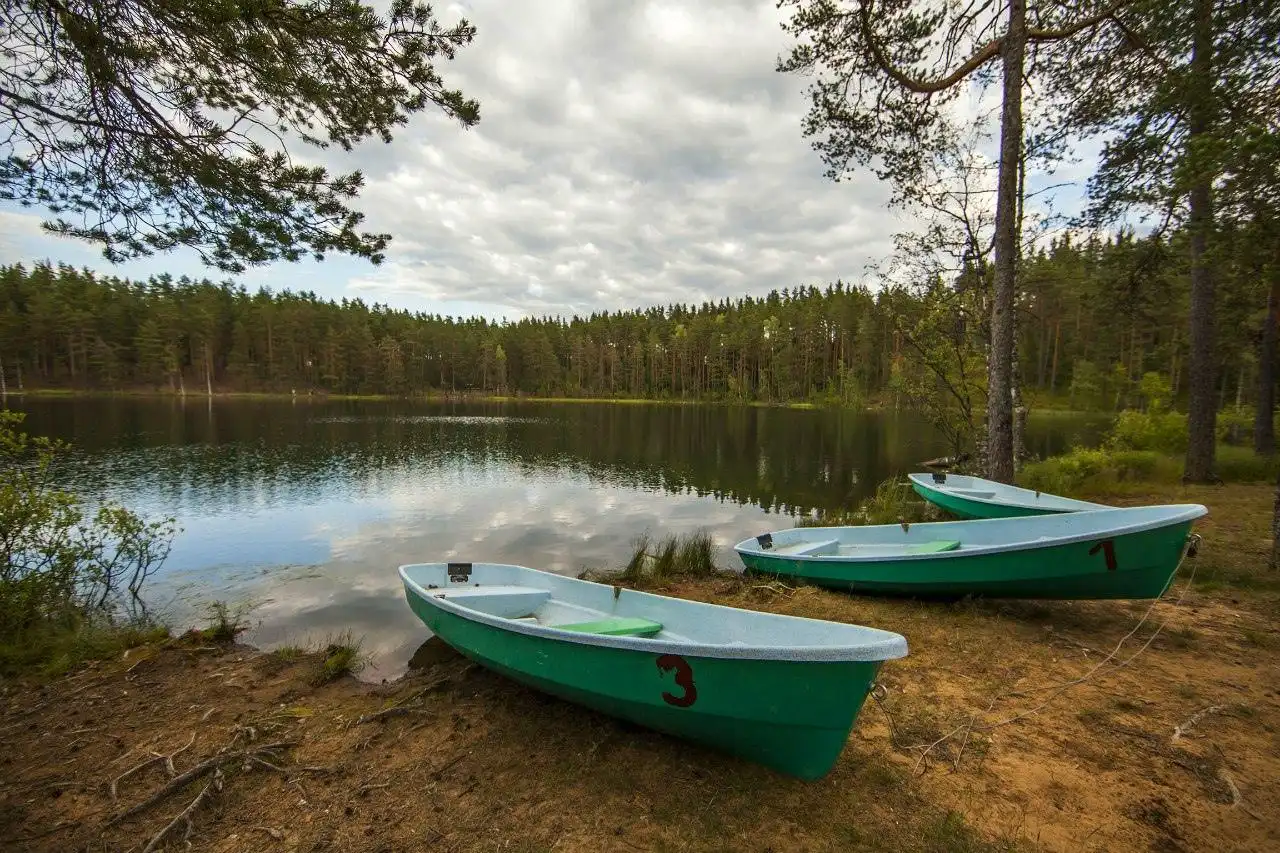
[{"left": 1, "top": 225, "right": 1272, "bottom": 428}]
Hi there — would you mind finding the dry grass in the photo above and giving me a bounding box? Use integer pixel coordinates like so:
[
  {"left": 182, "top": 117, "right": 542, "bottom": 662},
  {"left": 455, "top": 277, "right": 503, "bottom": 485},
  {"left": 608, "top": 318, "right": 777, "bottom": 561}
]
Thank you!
[{"left": 0, "top": 484, "right": 1275, "bottom": 853}]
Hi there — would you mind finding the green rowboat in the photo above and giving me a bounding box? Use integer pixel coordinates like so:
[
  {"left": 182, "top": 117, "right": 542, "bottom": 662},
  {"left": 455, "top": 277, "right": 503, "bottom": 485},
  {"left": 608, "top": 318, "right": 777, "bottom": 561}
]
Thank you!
[
  {"left": 399, "top": 561, "right": 907, "bottom": 780},
  {"left": 908, "top": 472, "right": 1110, "bottom": 519},
  {"left": 735, "top": 504, "right": 1206, "bottom": 600}
]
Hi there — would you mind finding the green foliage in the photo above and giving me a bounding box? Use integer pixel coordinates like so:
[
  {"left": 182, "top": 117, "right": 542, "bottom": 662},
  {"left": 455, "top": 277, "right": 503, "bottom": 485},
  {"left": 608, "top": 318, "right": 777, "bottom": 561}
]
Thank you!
[
  {"left": 1216, "top": 407, "right": 1263, "bottom": 446},
  {"left": 1106, "top": 409, "right": 1189, "bottom": 454},
  {"left": 0, "top": 619, "right": 170, "bottom": 679},
  {"left": 198, "top": 600, "right": 253, "bottom": 645},
  {"left": 1137, "top": 372, "right": 1173, "bottom": 412},
  {"left": 1, "top": 0, "right": 480, "bottom": 272},
  {"left": 269, "top": 644, "right": 307, "bottom": 664},
  {"left": 1019, "top": 443, "right": 1278, "bottom": 494},
  {"left": 885, "top": 280, "right": 986, "bottom": 459},
  {"left": 312, "top": 632, "right": 366, "bottom": 685},
  {"left": 1068, "top": 361, "right": 1103, "bottom": 409},
  {"left": 1214, "top": 446, "right": 1280, "bottom": 483},
  {"left": 0, "top": 228, "right": 1269, "bottom": 420},
  {"left": 0, "top": 411, "right": 176, "bottom": 653}
]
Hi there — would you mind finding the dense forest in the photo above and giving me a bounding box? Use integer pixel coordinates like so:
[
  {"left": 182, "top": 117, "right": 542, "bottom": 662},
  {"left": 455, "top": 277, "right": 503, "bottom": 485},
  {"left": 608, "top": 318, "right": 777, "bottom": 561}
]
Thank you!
[{"left": 0, "top": 226, "right": 1272, "bottom": 416}]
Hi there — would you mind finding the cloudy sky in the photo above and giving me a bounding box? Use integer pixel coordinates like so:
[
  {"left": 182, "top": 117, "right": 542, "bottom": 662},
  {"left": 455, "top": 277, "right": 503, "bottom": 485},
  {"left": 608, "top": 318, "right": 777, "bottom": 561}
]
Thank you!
[{"left": 2, "top": 0, "right": 1093, "bottom": 322}]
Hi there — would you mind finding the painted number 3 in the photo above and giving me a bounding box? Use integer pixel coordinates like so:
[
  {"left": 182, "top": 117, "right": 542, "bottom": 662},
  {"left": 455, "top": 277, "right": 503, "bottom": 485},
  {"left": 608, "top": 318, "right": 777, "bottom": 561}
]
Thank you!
[
  {"left": 1090, "top": 539, "right": 1118, "bottom": 572},
  {"left": 656, "top": 654, "right": 697, "bottom": 708}
]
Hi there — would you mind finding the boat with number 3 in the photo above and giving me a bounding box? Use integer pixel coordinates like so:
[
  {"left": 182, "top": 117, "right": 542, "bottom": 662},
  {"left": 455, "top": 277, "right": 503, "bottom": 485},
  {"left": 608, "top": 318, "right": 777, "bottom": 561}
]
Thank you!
[
  {"left": 398, "top": 561, "right": 908, "bottom": 780},
  {"left": 734, "top": 504, "right": 1207, "bottom": 600}
]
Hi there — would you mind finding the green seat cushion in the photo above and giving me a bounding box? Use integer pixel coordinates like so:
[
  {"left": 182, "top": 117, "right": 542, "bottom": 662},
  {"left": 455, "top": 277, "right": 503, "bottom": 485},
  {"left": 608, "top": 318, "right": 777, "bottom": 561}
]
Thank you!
[
  {"left": 554, "top": 617, "right": 663, "bottom": 637},
  {"left": 905, "top": 540, "right": 961, "bottom": 554}
]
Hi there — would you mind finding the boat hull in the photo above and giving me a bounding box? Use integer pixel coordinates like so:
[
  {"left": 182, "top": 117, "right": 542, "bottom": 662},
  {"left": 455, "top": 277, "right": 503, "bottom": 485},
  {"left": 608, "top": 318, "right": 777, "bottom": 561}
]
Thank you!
[
  {"left": 909, "top": 479, "right": 1071, "bottom": 519},
  {"left": 738, "top": 518, "right": 1195, "bottom": 600},
  {"left": 907, "top": 473, "right": 1109, "bottom": 519},
  {"left": 404, "top": 588, "right": 883, "bottom": 780}
]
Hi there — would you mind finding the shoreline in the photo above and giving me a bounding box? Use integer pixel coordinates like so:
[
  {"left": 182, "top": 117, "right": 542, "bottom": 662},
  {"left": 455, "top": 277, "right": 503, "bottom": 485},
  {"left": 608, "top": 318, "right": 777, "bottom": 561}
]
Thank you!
[
  {"left": 3, "top": 386, "right": 1113, "bottom": 417},
  {"left": 2, "top": 481, "right": 1276, "bottom": 852}
]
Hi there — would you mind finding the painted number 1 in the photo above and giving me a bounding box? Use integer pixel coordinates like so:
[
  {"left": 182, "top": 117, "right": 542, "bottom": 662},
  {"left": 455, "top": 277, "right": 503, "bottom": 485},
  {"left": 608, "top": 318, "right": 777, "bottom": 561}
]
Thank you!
[
  {"left": 1090, "top": 539, "right": 1118, "bottom": 572},
  {"left": 656, "top": 654, "right": 698, "bottom": 708}
]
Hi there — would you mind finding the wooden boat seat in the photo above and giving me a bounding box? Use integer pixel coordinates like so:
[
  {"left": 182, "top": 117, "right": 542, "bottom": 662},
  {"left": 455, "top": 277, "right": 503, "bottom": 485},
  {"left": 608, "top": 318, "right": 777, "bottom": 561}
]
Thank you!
[
  {"left": 773, "top": 539, "right": 840, "bottom": 556},
  {"left": 435, "top": 585, "right": 551, "bottom": 619},
  {"left": 904, "top": 540, "right": 961, "bottom": 554},
  {"left": 553, "top": 617, "right": 664, "bottom": 637}
]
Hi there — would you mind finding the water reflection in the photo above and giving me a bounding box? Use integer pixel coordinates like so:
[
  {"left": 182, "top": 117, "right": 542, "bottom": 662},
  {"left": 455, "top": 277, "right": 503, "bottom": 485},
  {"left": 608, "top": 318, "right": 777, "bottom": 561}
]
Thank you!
[{"left": 10, "top": 397, "right": 1107, "bottom": 680}]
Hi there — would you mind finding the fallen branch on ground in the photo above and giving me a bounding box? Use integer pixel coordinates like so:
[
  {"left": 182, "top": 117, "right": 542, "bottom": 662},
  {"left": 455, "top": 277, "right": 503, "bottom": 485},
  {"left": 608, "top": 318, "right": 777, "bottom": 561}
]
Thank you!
[
  {"left": 1171, "top": 704, "right": 1226, "bottom": 743},
  {"left": 141, "top": 767, "right": 223, "bottom": 853},
  {"left": 111, "top": 733, "right": 196, "bottom": 802},
  {"left": 107, "top": 741, "right": 297, "bottom": 826}
]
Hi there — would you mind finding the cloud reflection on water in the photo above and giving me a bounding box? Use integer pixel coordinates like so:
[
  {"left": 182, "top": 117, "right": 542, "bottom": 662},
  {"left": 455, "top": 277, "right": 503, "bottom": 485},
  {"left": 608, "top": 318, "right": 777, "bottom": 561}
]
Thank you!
[{"left": 13, "top": 398, "right": 1107, "bottom": 681}]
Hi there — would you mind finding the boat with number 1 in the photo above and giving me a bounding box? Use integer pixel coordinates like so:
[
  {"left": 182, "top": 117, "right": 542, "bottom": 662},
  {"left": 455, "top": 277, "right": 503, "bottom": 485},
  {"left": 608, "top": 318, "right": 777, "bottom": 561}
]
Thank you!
[
  {"left": 398, "top": 561, "right": 908, "bottom": 779},
  {"left": 735, "top": 504, "right": 1207, "bottom": 600}
]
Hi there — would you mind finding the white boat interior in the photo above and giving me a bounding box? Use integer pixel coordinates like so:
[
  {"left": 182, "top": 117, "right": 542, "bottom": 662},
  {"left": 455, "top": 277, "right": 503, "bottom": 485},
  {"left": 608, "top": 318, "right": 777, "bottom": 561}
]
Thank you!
[
  {"left": 909, "top": 472, "right": 1110, "bottom": 512},
  {"left": 735, "top": 504, "right": 1207, "bottom": 562},
  {"left": 399, "top": 562, "right": 908, "bottom": 662}
]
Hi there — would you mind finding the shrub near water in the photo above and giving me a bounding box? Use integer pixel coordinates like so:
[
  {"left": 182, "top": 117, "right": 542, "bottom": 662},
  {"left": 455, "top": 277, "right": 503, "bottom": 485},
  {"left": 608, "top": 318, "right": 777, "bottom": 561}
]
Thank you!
[
  {"left": 1019, "top": 407, "right": 1280, "bottom": 495},
  {"left": 0, "top": 412, "right": 176, "bottom": 674}
]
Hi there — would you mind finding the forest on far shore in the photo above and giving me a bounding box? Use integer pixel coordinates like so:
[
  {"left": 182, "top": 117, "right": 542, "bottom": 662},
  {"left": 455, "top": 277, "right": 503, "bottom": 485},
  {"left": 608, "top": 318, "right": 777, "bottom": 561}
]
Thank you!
[{"left": 1, "top": 223, "right": 1271, "bottom": 419}]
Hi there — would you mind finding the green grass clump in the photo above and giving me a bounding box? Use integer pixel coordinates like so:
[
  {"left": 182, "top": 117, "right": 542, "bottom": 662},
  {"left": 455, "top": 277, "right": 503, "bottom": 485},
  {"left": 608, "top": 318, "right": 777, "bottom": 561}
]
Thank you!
[
  {"left": 615, "top": 530, "right": 720, "bottom": 583},
  {"left": 675, "top": 531, "right": 716, "bottom": 578},
  {"left": 269, "top": 644, "right": 307, "bottom": 663},
  {"left": 311, "top": 631, "right": 366, "bottom": 685},
  {"left": 651, "top": 536, "right": 680, "bottom": 579},
  {"left": 618, "top": 533, "right": 651, "bottom": 583},
  {"left": 197, "top": 600, "right": 253, "bottom": 645},
  {"left": 0, "top": 619, "right": 171, "bottom": 679}
]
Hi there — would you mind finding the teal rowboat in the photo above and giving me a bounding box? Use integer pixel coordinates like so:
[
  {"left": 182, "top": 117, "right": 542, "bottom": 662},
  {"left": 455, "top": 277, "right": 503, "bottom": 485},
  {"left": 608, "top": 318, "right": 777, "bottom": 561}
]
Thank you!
[
  {"left": 908, "top": 472, "right": 1110, "bottom": 519},
  {"left": 735, "top": 504, "right": 1206, "bottom": 600},
  {"left": 398, "top": 561, "right": 907, "bottom": 780}
]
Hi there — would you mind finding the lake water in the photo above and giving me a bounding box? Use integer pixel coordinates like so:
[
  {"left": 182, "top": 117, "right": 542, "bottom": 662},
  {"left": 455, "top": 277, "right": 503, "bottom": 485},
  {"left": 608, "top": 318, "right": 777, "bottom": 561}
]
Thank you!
[{"left": 10, "top": 397, "right": 1106, "bottom": 679}]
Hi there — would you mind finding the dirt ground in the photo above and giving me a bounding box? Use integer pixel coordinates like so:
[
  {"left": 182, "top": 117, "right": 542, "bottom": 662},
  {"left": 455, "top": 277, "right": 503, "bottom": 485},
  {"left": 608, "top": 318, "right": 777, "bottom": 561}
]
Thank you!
[{"left": 1, "top": 483, "right": 1276, "bottom": 853}]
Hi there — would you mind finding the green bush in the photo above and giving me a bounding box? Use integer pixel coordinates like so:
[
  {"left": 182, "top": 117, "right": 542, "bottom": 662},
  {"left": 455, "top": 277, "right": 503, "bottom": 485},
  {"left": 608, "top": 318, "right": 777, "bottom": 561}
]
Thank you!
[
  {"left": 1019, "top": 442, "right": 1277, "bottom": 494},
  {"left": 0, "top": 411, "right": 176, "bottom": 669},
  {"left": 1215, "top": 445, "right": 1280, "bottom": 482},
  {"left": 1215, "top": 408, "right": 1265, "bottom": 446},
  {"left": 1106, "top": 409, "right": 1188, "bottom": 453}
]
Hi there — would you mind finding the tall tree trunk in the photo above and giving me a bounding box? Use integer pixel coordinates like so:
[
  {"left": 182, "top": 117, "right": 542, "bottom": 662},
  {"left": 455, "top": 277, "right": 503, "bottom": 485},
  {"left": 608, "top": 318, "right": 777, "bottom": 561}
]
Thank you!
[
  {"left": 1184, "top": 0, "right": 1217, "bottom": 483},
  {"left": 0, "top": 353, "right": 6, "bottom": 397},
  {"left": 985, "top": 0, "right": 1025, "bottom": 484},
  {"left": 1257, "top": 274, "right": 1279, "bottom": 454},
  {"left": 1050, "top": 320, "right": 1061, "bottom": 394}
]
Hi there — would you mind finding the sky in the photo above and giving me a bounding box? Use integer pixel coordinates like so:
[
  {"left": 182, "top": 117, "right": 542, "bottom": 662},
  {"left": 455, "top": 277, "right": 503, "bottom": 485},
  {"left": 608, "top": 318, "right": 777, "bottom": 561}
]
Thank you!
[{"left": 1, "top": 0, "right": 1097, "bottom": 323}]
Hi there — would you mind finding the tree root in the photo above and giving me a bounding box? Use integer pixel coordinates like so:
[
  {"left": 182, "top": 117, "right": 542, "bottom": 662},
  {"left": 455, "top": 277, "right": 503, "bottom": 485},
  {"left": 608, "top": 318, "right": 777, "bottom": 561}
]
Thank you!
[
  {"left": 141, "top": 767, "right": 223, "bottom": 853},
  {"left": 111, "top": 733, "right": 196, "bottom": 802},
  {"left": 107, "top": 740, "right": 297, "bottom": 827}
]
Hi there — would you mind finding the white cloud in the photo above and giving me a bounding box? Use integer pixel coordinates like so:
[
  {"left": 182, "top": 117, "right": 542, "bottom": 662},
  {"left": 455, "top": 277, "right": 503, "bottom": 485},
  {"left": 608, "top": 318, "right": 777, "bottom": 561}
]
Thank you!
[{"left": 7, "top": 0, "right": 1067, "bottom": 318}]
